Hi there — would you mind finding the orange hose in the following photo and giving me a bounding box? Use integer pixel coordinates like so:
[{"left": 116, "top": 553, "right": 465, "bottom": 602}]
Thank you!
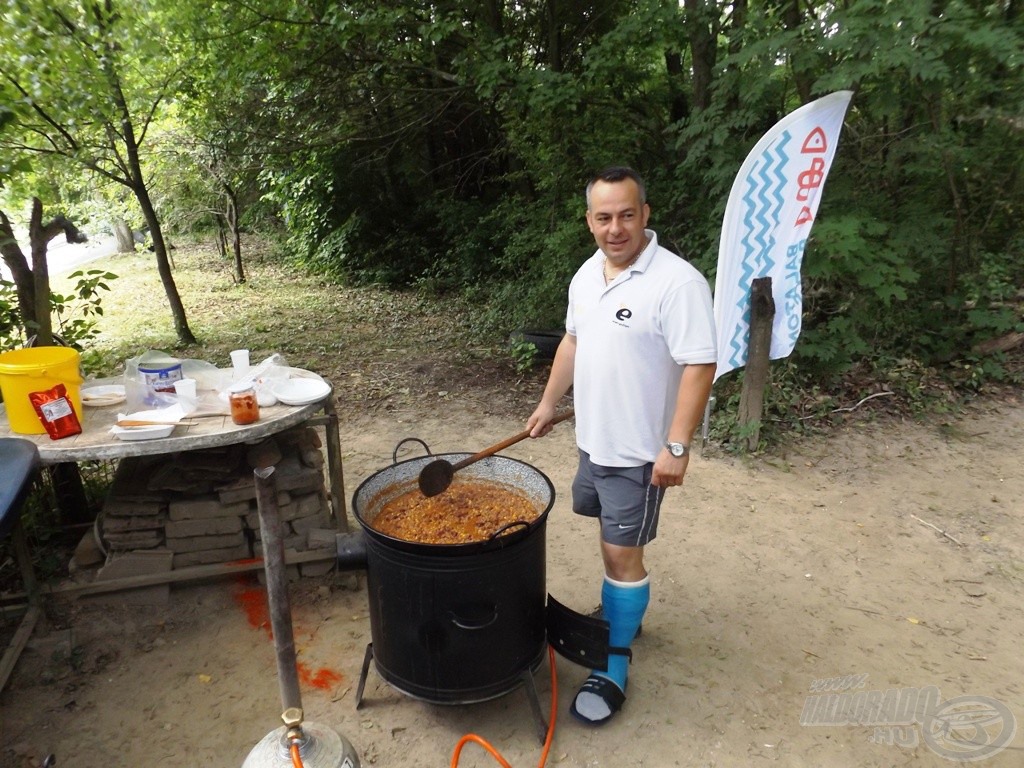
[
  {"left": 450, "top": 734, "right": 514, "bottom": 768},
  {"left": 290, "top": 740, "right": 304, "bottom": 768},
  {"left": 450, "top": 644, "right": 559, "bottom": 768}
]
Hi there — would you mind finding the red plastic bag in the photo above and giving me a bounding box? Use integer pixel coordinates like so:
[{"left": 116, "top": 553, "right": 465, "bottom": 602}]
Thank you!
[{"left": 29, "top": 383, "right": 83, "bottom": 440}]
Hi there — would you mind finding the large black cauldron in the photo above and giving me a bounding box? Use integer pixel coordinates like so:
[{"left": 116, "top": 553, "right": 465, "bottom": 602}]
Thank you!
[{"left": 350, "top": 450, "right": 555, "bottom": 704}]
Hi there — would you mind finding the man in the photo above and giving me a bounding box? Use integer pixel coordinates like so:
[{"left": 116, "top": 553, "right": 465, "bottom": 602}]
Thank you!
[{"left": 527, "top": 166, "right": 717, "bottom": 726}]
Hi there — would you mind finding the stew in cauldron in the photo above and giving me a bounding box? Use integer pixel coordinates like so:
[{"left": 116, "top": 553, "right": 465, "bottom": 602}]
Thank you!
[{"left": 370, "top": 480, "right": 542, "bottom": 545}]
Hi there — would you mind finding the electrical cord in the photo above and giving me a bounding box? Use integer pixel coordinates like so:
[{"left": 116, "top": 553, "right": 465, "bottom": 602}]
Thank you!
[{"left": 450, "top": 645, "right": 559, "bottom": 768}]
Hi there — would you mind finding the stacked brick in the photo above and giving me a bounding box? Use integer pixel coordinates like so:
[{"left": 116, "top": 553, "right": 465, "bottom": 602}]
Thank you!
[{"left": 98, "top": 427, "right": 335, "bottom": 572}]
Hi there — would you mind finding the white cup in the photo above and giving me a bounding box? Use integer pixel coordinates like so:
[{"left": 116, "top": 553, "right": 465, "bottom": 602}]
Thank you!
[
  {"left": 173, "top": 378, "right": 198, "bottom": 413},
  {"left": 230, "top": 349, "right": 250, "bottom": 378}
]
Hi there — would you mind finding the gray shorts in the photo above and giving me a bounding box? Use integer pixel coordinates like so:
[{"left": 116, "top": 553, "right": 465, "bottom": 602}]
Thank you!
[{"left": 571, "top": 449, "right": 664, "bottom": 547}]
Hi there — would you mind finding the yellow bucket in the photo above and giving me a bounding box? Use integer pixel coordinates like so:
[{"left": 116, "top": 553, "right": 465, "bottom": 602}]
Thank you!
[{"left": 0, "top": 346, "right": 84, "bottom": 435}]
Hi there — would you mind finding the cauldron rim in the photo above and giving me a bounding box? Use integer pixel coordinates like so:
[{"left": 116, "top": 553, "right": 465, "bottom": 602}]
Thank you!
[{"left": 351, "top": 451, "right": 555, "bottom": 556}]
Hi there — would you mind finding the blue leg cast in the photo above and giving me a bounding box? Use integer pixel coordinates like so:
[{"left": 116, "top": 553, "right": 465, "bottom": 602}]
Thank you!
[{"left": 571, "top": 575, "right": 650, "bottom": 725}]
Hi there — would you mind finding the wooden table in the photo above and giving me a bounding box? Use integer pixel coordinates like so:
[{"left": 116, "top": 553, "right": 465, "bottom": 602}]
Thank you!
[
  {"left": 0, "top": 374, "right": 349, "bottom": 604},
  {"left": 0, "top": 376, "right": 348, "bottom": 524}
]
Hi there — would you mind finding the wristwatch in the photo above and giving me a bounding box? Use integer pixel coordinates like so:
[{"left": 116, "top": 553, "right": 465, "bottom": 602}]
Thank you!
[{"left": 666, "top": 441, "right": 689, "bottom": 458}]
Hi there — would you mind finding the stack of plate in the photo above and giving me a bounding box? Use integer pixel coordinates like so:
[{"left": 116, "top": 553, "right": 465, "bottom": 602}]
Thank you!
[
  {"left": 110, "top": 423, "right": 176, "bottom": 441},
  {"left": 272, "top": 372, "right": 331, "bottom": 406},
  {"left": 81, "top": 384, "right": 127, "bottom": 407}
]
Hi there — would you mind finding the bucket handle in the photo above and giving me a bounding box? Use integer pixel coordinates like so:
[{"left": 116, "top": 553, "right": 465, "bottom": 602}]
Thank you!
[
  {"left": 447, "top": 605, "right": 498, "bottom": 631},
  {"left": 391, "top": 437, "right": 433, "bottom": 465},
  {"left": 488, "top": 521, "right": 531, "bottom": 541}
]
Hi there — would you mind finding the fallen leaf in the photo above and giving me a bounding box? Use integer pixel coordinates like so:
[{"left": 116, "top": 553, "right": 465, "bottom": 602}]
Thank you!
[
  {"left": 906, "top": 617, "right": 921, "bottom": 625},
  {"left": 198, "top": 674, "right": 212, "bottom": 684}
]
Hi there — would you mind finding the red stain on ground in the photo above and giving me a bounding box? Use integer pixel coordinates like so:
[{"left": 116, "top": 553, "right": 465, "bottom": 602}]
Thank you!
[
  {"left": 233, "top": 583, "right": 272, "bottom": 639},
  {"left": 232, "top": 579, "right": 345, "bottom": 690},
  {"left": 297, "top": 661, "right": 343, "bottom": 691}
]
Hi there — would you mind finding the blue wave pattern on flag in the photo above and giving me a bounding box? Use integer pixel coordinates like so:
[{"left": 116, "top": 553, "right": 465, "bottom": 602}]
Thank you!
[{"left": 726, "top": 131, "right": 791, "bottom": 372}]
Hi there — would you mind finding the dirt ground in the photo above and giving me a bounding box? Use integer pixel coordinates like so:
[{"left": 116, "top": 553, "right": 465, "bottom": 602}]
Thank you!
[{"left": 2, "top": 386, "right": 1023, "bottom": 767}]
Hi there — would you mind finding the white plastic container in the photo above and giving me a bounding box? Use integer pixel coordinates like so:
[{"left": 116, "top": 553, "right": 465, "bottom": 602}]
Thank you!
[{"left": 137, "top": 352, "right": 183, "bottom": 400}]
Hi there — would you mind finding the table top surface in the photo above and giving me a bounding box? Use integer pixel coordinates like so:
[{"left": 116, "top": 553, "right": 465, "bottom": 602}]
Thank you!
[{"left": 0, "top": 375, "right": 332, "bottom": 464}]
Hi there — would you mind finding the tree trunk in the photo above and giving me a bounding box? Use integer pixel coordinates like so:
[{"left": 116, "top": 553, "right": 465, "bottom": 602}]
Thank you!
[
  {"left": 215, "top": 213, "right": 228, "bottom": 260},
  {"left": 546, "top": 0, "right": 562, "bottom": 72},
  {"left": 724, "top": 0, "right": 746, "bottom": 112},
  {"left": 96, "top": 18, "right": 197, "bottom": 347},
  {"left": 1, "top": 200, "right": 89, "bottom": 345},
  {"left": 0, "top": 209, "right": 37, "bottom": 331},
  {"left": 480, "top": 0, "right": 504, "bottom": 36},
  {"left": 28, "top": 199, "right": 53, "bottom": 346},
  {"left": 737, "top": 278, "right": 775, "bottom": 452},
  {"left": 225, "top": 188, "right": 245, "bottom": 284},
  {"left": 664, "top": 51, "right": 690, "bottom": 124},
  {"left": 112, "top": 219, "right": 135, "bottom": 252},
  {"left": 685, "top": 0, "right": 717, "bottom": 111},
  {"left": 133, "top": 182, "right": 197, "bottom": 345},
  {"left": 779, "top": 0, "right": 813, "bottom": 104}
]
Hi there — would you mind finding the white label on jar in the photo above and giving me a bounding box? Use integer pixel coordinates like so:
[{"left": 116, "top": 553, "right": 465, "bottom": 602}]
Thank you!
[
  {"left": 40, "top": 397, "right": 73, "bottom": 421},
  {"left": 141, "top": 368, "right": 183, "bottom": 392}
]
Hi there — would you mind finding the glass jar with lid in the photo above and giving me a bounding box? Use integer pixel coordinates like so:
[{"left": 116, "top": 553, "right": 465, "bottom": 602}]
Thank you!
[{"left": 229, "top": 383, "right": 260, "bottom": 425}]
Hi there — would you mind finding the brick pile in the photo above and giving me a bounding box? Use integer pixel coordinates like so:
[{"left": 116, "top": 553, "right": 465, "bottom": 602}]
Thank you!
[{"left": 98, "top": 427, "right": 335, "bottom": 574}]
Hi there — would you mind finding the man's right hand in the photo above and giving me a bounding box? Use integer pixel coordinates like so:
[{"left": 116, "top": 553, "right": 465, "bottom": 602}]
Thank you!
[{"left": 527, "top": 405, "right": 557, "bottom": 438}]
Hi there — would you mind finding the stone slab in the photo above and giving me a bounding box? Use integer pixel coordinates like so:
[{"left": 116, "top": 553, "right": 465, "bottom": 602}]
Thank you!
[
  {"left": 168, "top": 497, "right": 250, "bottom": 521},
  {"left": 104, "top": 531, "right": 164, "bottom": 549},
  {"left": 253, "top": 534, "right": 306, "bottom": 553},
  {"left": 103, "top": 515, "right": 167, "bottom": 533},
  {"left": 246, "top": 438, "right": 282, "bottom": 469},
  {"left": 299, "top": 560, "right": 335, "bottom": 578},
  {"left": 290, "top": 513, "right": 331, "bottom": 537},
  {"left": 165, "top": 516, "right": 243, "bottom": 539},
  {"left": 71, "top": 529, "right": 106, "bottom": 567},
  {"left": 307, "top": 528, "right": 336, "bottom": 550},
  {"left": 172, "top": 544, "right": 250, "bottom": 568},
  {"left": 90, "top": 549, "right": 175, "bottom": 605},
  {"left": 103, "top": 499, "right": 165, "bottom": 517},
  {"left": 299, "top": 448, "right": 325, "bottom": 469},
  {"left": 166, "top": 532, "right": 247, "bottom": 553}
]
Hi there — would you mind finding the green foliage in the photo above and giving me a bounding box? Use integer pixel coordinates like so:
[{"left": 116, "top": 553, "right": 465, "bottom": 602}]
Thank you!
[
  {"left": 51, "top": 269, "right": 118, "bottom": 348},
  {"left": 0, "top": 280, "right": 21, "bottom": 347},
  {"left": 5, "top": 0, "right": 1023, "bottom": 421},
  {"left": 0, "top": 269, "right": 117, "bottom": 352},
  {"left": 510, "top": 339, "right": 539, "bottom": 375}
]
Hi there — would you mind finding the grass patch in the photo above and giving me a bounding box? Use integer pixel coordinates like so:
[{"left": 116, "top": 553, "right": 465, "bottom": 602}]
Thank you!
[{"left": 52, "top": 237, "right": 540, "bottom": 418}]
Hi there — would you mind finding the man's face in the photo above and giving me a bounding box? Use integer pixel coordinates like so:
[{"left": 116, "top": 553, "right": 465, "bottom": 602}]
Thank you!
[{"left": 586, "top": 179, "right": 650, "bottom": 264}]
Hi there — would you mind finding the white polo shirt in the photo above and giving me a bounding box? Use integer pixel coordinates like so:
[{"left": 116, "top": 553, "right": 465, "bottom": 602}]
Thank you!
[{"left": 566, "top": 230, "right": 716, "bottom": 466}]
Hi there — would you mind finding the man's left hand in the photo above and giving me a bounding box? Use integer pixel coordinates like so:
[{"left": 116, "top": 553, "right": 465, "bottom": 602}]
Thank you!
[{"left": 651, "top": 449, "right": 689, "bottom": 487}]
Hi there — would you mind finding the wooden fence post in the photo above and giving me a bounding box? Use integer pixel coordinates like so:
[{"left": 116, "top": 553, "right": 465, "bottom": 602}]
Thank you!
[{"left": 737, "top": 277, "right": 775, "bottom": 451}]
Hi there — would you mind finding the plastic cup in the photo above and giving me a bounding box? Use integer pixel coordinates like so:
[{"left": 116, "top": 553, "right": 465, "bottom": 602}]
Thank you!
[
  {"left": 230, "top": 349, "right": 250, "bottom": 378},
  {"left": 173, "top": 378, "right": 198, "bottom": 412}
]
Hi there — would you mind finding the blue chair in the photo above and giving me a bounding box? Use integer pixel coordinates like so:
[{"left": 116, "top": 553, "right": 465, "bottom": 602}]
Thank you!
[{"left": 0, "top": 438, "right": 42, "bottom": 692}]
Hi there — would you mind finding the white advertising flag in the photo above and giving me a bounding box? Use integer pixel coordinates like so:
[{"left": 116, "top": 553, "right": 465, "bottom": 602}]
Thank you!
[{"left": 713, "top": 91, "right": 853, "bottom": 382}]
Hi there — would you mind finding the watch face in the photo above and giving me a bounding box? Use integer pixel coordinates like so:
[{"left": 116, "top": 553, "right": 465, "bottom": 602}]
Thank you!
[{"left": 668, "top": 442, "right": 686, "bottom": 457}]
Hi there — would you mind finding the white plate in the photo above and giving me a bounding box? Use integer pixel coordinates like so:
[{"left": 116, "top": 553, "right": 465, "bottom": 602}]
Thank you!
[
  {"left": 110, "top": 423, "right": 175, "bottom": 441},
  {"left": 272, "top": 377, "right": 331, "bottom": 406},
  {"left": 81, "top": 384, "right": 127, "bottom": 407}
]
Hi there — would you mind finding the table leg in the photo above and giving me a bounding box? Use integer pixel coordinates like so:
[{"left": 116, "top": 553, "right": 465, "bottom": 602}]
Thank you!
[
  {"left": 320, "top": 398, "right": 349, "bottom": 532},
  {"left": 47, "top": 463, "right": 92, "bottom": 527}
]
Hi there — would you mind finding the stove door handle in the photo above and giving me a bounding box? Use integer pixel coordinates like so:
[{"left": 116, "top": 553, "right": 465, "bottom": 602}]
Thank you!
[{"left": 448, "top": 605, "right": 498, "bottom": 631}]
